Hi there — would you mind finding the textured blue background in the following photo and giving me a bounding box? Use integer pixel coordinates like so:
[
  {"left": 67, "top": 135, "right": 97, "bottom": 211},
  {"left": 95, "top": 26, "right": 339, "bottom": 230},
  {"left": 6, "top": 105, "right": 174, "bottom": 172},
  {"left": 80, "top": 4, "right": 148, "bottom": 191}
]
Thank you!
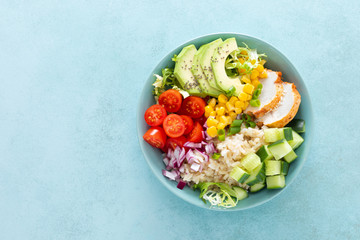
[{"left": 0, "top": 0, "right": 359, "bottom": 239}]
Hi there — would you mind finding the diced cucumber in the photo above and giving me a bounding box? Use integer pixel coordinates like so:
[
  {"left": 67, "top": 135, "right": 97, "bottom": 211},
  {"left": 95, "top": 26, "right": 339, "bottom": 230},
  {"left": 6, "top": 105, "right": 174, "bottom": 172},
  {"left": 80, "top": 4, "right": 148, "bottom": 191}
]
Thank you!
[
  {"left": 233, "top": 187, "right": 248, "bottom": 200},
  {"left": 245, "top": 162, "right": 266, "bottom": 186},
  {"left": 278, "top": 127, "right": 293, "bottom": 141},
  {"left": 250, "top": 182, "right": 265, "bottom": 193},
  {"left": 265, "top": 160, "right": 281, "bottom": 176},
  {"left": 241, "top": 152, "right": 261, "bottom": 172},
  {"left": 230, "top": 167, "right": 250, "bottom": 183},
  {"left": 256, "top": 145, "right": 273, "bottom": 162},
  {"left": 268, "top": 139, "right": 293, "bottom": 160},
  {"left": 284, "top": 149, "right": 297, "bottom": 163},
  {"left": 288, "top": 131, "right": 304, "bottom": 150},
  {"left": 281, "top": 161, "right": 289, "bottom": 176},
  {"left": 266, "top": 175, "right": 286, "bottom": 189},
  {"left": 288, "top": 119, "right": 305, "bottom": 133},
  {"left": 264, "top": 128, "right": 281, "bottom": 143}
]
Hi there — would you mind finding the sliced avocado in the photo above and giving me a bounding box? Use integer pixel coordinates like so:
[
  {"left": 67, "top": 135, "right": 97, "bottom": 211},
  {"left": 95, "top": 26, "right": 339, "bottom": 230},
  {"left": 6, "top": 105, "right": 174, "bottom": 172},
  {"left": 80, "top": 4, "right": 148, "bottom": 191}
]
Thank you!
[
  {"left": 199, "top": 38, "right": 224, "bottom": 90},
  {"left": 191, "top": 45, "right": 223, "bottom": 97},
  {"left": 211, "top": 38, "right": 244, "bottom": 96},
  {"left": 174, "top": 45, "right": 203, "bottom": 96}
]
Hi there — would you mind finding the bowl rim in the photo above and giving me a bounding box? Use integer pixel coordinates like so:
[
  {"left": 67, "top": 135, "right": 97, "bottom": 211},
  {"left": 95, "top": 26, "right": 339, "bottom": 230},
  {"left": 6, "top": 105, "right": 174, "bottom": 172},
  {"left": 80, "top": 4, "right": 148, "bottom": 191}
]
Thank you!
[{"left": 136, "top": 32, "right": 314, "bottom": 211}]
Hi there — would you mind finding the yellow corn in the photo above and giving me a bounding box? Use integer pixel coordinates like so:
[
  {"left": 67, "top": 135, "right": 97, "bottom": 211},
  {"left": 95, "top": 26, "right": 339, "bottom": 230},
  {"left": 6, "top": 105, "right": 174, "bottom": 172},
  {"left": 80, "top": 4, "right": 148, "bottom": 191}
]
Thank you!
[
  {"left": 218, "top": 94, "right": 228, "bottom": 103},
  {"left": 208, "top": 98, "right": 217, "bottom": 108},
  {"left": 226, "top": 116, "right": 232, "bottom": 125},
  {"left": 229, "top": 96, "right": 238, "bottom": 105},
  {"left": 205, "top": 112, "right": 210, "bottom": 118},
  {"left": 259, "top": 70, "right": 268, "bottom": 79},
  {"left": 235, "top": 100, "right": 244, "bottom": 109},
  {"left": 241, "top": 75, "right": 251, "bottom": 84},
  {"left": 207, "top": 126, "right": 218, "bottom": 138},
  {"left": 229, "top": 111, "right": 237, "bottom": 120},
  {"left": 205, "top": 105, "right": 213, "bottom": 115},
  {"left": 219, "top": 116, "right": 228, "bottom": 124},
  {"left": 252, "top": 79, "right": 261, "bottom": 88},
  {"left": 216, "top": 106, "right": 226, "bottom": 116},
  {"left": 225, "top": 102, "right": 235, "bottom": 112},
  {"left": 256, "top": 64, "right": 264, "bottom": 73},
  {"left": 242, "top": 101, "right": 249, "bottom": 110},
  {"left": 217, "top": 102, "right": 226, "bottom": 108},
  {"left": 251, "top": 70, "right": 259, "bottom": 79},
  {"left": 240, "top": 50, "right": 248, "bottom": 55},
  {"left": 243, "top": 83, "right": 255, "bottom": 95},
  {"left": 239, "top": 68, "right": 246, "bottom": 74},
  {"left": 217, "top": 122, "right": 226, "bottom": 130},
  {"left": 250, "top": 59, "right": 256, "bottom": 65},
  {"left": 239, "top": 58, "right": 245, "bottom": 64},
  {"left": 235, "top": 107, "right": 243, "bottom": 114},
  {"left": 206, "top": 117, "right": 218, "bottom": 127},
  {"left": 247, "top": 94, "right": 252, "bottom": 101},
  {"left": 239, "top": 92, "right": 249, "bottom": 101},
  {"left": 209, "top": 111, "right": 216, "bottom": 117},
  {"left": 260, "top": 59, "right": 266, "bottom": 65}
]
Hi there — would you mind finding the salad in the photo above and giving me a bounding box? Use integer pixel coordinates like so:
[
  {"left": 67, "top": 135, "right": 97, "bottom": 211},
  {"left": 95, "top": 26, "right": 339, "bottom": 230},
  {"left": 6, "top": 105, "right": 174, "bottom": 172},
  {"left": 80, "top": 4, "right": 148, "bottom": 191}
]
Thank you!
[{"left": 143, "top": 38, "right": 305, "bottom": 208}]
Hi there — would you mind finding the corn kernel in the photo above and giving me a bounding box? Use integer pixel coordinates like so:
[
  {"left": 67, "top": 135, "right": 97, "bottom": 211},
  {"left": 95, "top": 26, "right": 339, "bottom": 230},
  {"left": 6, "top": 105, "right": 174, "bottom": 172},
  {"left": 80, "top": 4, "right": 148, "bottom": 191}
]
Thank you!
[
  {"left": 235, "top": 100, "right": 244, "bottom": 109},
  {"left": 206, "top": 117, "right": 218, "bottom": 127},
  {"left": 217, "top": 122, "right": 226, "bottom": 130},
  {"left": 259, "top": 70, "right": 268, "bottom": 79},
  {"left": 226, "top": 102, "right": 235, "bottom": 112},
  {"left": 241, "top": 75, "right": 251, "bottom": 84},
  {"left": 205, "top": 105, "right": 213, "bottom": 114},
  {"left": 242, "top": 101, "right": 249, "bottom": 110},
  {"left": 256, "top": 64, "right": 264, "bottom": 73},
  {"left": 240, "top": 50, "right": 248, "bottom": 55},
  {"left": 235, "top": 108, "right": 243, "bottom": 114},
  {"left": 247, "top": 94, "right": 252, "bottom": 101},
  {"left": 252, "top": 79, "right": 261, "bottom": 88},
  {"left": 229, "top": 96, "right": 238, "bottom": 105},
  {"left": 229, "top": 112, "right": 237, "bottom": 120},
  {"left": 208, "top": 98, "right": 217, "bottom": 108},
  {"left": 205, "top": 112, "right": 210, "bottom": 118},
  {"left": 260, "top": 59, "right": 266, "bottom": 65},
  {"left": 207, "top": 126, "right": 218, "bottom": 138},
  {"left": 239, "top": 58, "right": 245, "bottom": 64},
  {"left": 209, "top": 111, "right": 216, "bottom": 117},
  {"left": 218, "top": 94, "right": 228, "bottom": 103},
  {"left": 216, "top": 106, "right": 226, "bottom": 116},
  {"left": 239, "top": 68, "right": 246, "bottom": 74},
  {"left": 219, "top": 116, "right": 228, "bottom": 124},
  {"left": 217, "top": 102, "right": 226, "bottom": 108},
  {"left": 250, "top": 59, "right": 256, "bottom": 65},
  {"left": 243, "top": 83, "right": 255, "bottom": 95},
  {"left": 239, "top": 92, "right": 249, "bottom": 101},
  {"left": 251, "top": 70, "right": 259, "bottom": 79},
  {"left": 226, "top": 116, "right": 232, "bottom": 125}
]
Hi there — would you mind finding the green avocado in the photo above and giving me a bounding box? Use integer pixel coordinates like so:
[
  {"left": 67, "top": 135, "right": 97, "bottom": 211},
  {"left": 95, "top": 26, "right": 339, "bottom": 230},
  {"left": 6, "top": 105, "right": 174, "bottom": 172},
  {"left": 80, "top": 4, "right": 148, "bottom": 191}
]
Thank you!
[
  {"left": 174, "top": 45, "right": 203, "bottom": 96},
  {"left": 191, "top": 45, "right": 223, "bottom": 97},
  {"left": 199, "top": 38, "right": 223, "bottom": 90},
  {"left": 211, "top": 38, "right": 244, "bottom": 96}
]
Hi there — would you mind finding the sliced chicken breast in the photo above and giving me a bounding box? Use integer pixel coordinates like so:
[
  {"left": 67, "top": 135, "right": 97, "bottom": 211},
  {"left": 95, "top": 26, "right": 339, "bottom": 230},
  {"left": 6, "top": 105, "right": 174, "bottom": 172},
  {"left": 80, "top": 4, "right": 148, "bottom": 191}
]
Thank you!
[
  {"left": 257, "top": 82, "right": 301, "bottom": 128},
  {"left": 245, "top": 70, "right": 283, "bottom": 118}
]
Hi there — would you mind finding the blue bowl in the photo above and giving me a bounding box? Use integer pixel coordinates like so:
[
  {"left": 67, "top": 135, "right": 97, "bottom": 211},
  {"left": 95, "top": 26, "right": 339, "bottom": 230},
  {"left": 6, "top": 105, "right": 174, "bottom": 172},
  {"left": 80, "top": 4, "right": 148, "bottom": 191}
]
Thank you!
[{"left": 137, "top": 33, "right": 313, "bottom": 211}]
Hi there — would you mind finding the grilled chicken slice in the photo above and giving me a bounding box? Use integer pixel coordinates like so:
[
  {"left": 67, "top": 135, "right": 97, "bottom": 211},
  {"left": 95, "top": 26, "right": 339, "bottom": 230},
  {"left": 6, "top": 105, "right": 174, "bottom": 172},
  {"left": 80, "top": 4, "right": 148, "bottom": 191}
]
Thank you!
[
  {"left": 245, "top": 70, "right": 283, "bottom": 118},
  {"left": 257, "top": 82, "right": 301, "bottom": 128}
]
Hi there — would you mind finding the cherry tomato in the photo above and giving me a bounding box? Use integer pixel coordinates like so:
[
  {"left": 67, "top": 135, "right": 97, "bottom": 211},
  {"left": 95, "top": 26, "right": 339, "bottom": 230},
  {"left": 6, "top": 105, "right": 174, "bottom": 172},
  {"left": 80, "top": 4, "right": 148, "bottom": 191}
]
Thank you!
[
  {"left": 193, "top": 115, "right": 207, "bottom": 126},
  {"left": 163, "top": 114, "right": 186, "bottom": 138},
  {"left": 180, "top": 115, "right": 194, "bottom": 135},
  {"left": 158, "top": 89, "right": 183, "bottom": 113},
  {"left": 165, "top": 136, "right": 187, "bottom": 151},
  {"left": 144, "top": 104, "right": 167, "bottom": 126},
  {"left": 180, "top": 96, "right": 206, "bottom": 118},
  {"left": 143, "top": 126, "right": 167, "bottom": 149},
  {"left": 186, "top": 121, "right": 203, "bottom": 143}
]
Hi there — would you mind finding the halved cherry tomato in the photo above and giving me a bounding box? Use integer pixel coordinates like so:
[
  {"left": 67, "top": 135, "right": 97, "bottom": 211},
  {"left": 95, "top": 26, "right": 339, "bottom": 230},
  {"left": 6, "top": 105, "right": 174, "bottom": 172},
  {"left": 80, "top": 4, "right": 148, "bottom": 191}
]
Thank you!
[
  {"left": 180, "top": 115, "right": 194, "bottom": 135},
  {"left": 144, "top": 104, "right": 167, "bottom": 126},
  {"left": 158, "top": 89, "right": 182, "bottom": 113},
  {"left": 163, "top": 114, "right": 185, "bottom": 138},
  {"left": 193, "top": 115, "right": 207, "bottom": 126},
  {"left": 186, "top": 121, "right": 203, "bottom": 143},
  {"left": 165, "top": 136, "right": 187, "bottom": 151},
  {"left": 143, "top": 126, "right": 167, "bottom": 149},
  {"left": 180, "top": 96, "right": 206, "bottom": 118}
]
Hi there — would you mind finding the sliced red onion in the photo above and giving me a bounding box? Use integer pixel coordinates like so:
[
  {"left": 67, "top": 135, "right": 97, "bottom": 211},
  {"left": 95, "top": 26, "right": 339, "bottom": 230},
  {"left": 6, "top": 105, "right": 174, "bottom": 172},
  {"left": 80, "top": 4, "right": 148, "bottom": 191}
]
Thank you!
[
  {"left": 190, "top": 163, "right": 201, "bottom": 172},
  {"left": 167, "top": 148, "right": 173, "bottom": 158},
  {"left": 202, "top": 131, "right": 212, "bottom": 141},
  {"left": 177, "top": 180, "right": 187, "bottom": 190},
  {"left": 162, "top": 169, "right": 178, "bottom": 180},
  {"left": 205, "top": 142, "right": 216, "bottom": 155},
  {"left": 184, "top": 141, "right": 202, "bottom": 149},
  {"left": 179, "top": 165, "right": 185, "bottom": 173},
  {"left": 163, "top": 157, "right": 169, "bottom": 166},
  {"left": 194, "top": 149, "right": 209, "bottom": 162},
  {"left": 173, "top": 147, "right": 181, "bottom": 159}
]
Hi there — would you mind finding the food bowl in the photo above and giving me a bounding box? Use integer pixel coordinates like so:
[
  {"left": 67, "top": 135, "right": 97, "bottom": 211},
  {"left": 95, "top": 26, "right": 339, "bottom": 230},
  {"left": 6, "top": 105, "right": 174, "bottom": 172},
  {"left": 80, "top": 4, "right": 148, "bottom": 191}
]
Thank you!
[{"left": 137, "top": 33, "right": 313, "bottom": 211}]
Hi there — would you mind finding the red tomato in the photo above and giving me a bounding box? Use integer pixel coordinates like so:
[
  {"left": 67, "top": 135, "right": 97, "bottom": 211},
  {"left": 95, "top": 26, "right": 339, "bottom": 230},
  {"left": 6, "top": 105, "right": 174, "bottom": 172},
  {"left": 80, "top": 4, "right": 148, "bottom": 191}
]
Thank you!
[
  {"left": 158, "top": 89, "right": 182, "bottom": 113},
  {"left": 163, "top": 114, "right": 186, "bottom": 138},
  {"left": 186, "top": 121, "right": 203, "bottom": 143},
  {"left": 143, "top": 126, "right": 167, "bottom": 149},
  {"left": 165, "top": 136, "right": 187, "bottom": 151},
  {"left": 180, "top": 115, "right": 194, "bottom": 135},
  {"left": 180, "top": 96, "right": 206, "bottom": 118},
  {"left": 193, "top": 115, "right": 207, "bottom": 126},
  {"left": 144, "top": 104, "right": 167, "bottom": 126}
]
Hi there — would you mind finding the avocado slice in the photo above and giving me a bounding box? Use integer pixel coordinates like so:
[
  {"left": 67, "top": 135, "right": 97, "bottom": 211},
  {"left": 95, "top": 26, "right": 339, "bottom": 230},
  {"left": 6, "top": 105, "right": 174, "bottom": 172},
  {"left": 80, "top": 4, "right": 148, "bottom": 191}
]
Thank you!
[
  {"left": 174, "top": 45, "right": 203, "bottom": 96},
  {"left": 211, "top": 38, "right": 244, "bottom": 96},
  {"left": 199, "top": 38, "right": 224, "bottom": 90},
  {"left": 191, "top": 45, "right": 223, "bottom": 97}
]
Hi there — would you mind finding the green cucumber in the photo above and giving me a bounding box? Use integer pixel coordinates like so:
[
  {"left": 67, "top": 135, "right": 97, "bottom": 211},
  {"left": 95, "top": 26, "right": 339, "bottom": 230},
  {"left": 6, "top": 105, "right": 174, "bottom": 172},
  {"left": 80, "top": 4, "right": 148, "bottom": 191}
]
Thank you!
[
  {"left": 278, "top": 127, "right": 293, "bottom": 141},
  {"left": 245, "top": 162, "right": 266, "bottom": 186},
  {"left": 241, "top": 152, "right": 261, "bottom": 172},
  {"left": 256, "top": 145, "right": 273, "bottom": 162},
  {"left": 265, "top": 160, "right": 281, "bottom": 176},
  {"left": 284, "top": 149, "right": 297, "bottom": 163},
  {"left": 268, "top": 139, "right": 293, "bottom": 160},
  {"left": 264, "top": 128, "right": 281, "bottom": 143},
  {"left": 281, "top": 161, "right": 289, "bottom": 176},
  {"left": 233, "top": 187, "right": 248, "bottom": 200},
  {"left": 288, "top": 131, "right": 304, "bottom": 150},
  {"left": 266, "top": 175, "right": 286, "bottom": 189},
  {"left": 250, "top": 182, "right": 265, "bottom": 192},
  {"left": 230, "top": 167, "right": 250, "bottom": 183},
  {"left": 288, "top": 119, "right": 305, "bottom": 133}
]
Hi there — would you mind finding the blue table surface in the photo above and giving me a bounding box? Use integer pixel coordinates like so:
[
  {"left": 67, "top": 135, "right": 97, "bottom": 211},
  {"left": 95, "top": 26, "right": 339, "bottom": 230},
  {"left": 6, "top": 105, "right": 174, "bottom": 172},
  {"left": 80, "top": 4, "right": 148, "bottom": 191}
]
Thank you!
[{"left": 1, "top": 0, "right": 359, "bottom": 239}]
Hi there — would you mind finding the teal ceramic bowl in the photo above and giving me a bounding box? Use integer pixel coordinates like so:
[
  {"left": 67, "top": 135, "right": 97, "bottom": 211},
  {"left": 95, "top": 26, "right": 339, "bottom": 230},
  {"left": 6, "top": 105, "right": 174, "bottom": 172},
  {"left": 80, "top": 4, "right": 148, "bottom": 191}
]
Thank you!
[{"left": 137, "top": 33, "right": 313, "bottom": 211}]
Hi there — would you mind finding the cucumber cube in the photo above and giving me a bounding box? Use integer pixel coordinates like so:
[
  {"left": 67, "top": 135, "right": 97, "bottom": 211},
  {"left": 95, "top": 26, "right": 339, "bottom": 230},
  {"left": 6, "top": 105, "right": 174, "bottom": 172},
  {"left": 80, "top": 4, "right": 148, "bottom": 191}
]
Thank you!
[
  {"left": 245, "top": 163, "right": 266, "bottom": 186},
  {"left": 265, "top": 160, "right": 281, "bottom": 176},
  {"left": 268, "top": 139, "right": 293, "bottom": 160},
  {"left": 264, "top": 128, "right": 281, "bottom": 143},
  {"left": 233, "top": 187, "right": 248, "bottom": 200},
  {"left": 256, "top": 145, "right": 273, "bottom": 162},
  {"left": 230, "top": 167, "right": 250, "bottom": 183},
  {"left": 279, "top": 127, "right": 293, "bottom": 141},
  {"left": 284, "top": 150, "right": 297, "bottom": 163},
  {"left": 250, "top": 182, "right": 265, "bottom": 193},
  {"left": 241, "top": 152, "right": 261, "bottom": 172},
  {"left": 266, "top": 175, "right": 286, "bottom": 189},
  {"left": 281, "top": 161, "right": 290, "bottom": 176},
  {"left": 288, "top": 131, "right": 304, "bottom": 150}
]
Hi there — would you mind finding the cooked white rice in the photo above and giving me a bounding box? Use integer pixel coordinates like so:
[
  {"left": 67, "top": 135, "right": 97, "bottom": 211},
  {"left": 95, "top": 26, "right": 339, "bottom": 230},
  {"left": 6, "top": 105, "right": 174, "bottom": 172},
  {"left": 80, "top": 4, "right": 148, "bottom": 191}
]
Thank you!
[{"left": 181, "top": 125, "right": 266, "bottom": 187}]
